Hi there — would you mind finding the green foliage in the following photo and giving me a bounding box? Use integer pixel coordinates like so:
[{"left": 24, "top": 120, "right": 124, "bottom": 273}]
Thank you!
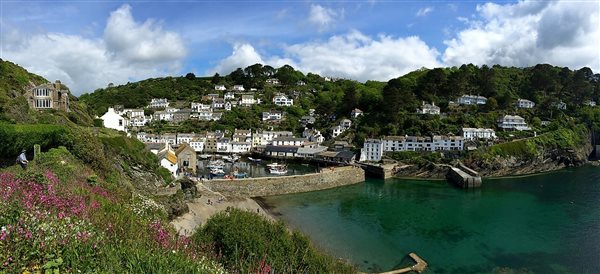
[{"left": 194, "top": 208, "right": 355, "bottom": 273}]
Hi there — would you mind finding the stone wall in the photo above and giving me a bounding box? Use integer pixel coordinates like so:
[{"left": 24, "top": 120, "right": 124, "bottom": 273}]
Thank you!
[{"left": 203, "top": 166, "right": 365, "bottom": 197}]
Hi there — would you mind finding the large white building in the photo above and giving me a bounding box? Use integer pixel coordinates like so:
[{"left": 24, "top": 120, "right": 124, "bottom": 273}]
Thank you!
[
  {"left": 360, "top": 139, "right": 384, "bottom": 162},
  {"left": 273, "top": 95, "right": 294, "bottom": 106},
  {"left": 262, "top": 111, "right": 283, "bottom": 121},
  {"left": 497, "top": 115, "right": 531, "bottom": 131},
  {"left": 517, "top": 99, "right": 535, "bottom": 109},
  {"left": 149, "top": 98, "right": 169, "bottom": 108},
  {"left": 101, "top": 107, "right": 129, "bottom": 132},
  {"left": 417, "top": 102, "right": 440, "bottom": 115},
  {"left": 461, "top": 128, "right": 496, "bottom": 140},
  {"left": 457, "top": 95, "right": 487, "bottom": 105}
]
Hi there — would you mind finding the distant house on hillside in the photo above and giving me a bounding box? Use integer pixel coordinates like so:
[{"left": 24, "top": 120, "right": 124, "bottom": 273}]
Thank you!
[
  {"left": 27, "top": 80, "right": 70, "bottom": 112},
  {"left": 214, "top": 85, "right": 226, "bottom": 91},
  {"left": 517, "top": 99, "right": 535, "bottom": 109},
  {"left": 497, "top": 115, "right": 530, "bottom": 131},
  {"left": 416, "top": 102, "right": 440, "bottom": 115},
  {"left": 266, "top": 78, "right": 280, "bottom": 85},
  {"left": 101, "top": 107, "right": 128, "bottom": 133},
  {"left": 233, "top": 85, "right": 245, "bottom": 91},
  {"left": 457, "top": 95, "right": 487, "bottom": 105},
  {"left": 351, "top": 108, "right": 363, "bottom": 118}
]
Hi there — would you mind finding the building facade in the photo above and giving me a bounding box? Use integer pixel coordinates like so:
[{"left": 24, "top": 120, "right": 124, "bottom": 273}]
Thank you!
[{"left": 27, "top": 80, "right": 70, "bottom": 112}]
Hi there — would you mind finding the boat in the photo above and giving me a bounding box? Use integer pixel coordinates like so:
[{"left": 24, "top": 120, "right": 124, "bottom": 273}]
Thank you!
[
  {"left": 207, "top": 160, "right": 225, "bottom": 169},
  {"left": 248, "top": 157, "right": 262, "bottom": 163},
  {"left": 233, "top": 171, "right": 247, "bottom": 178},
  {"left": 266, "top": 162, "right": 282, "bottom": 169},
  {"left": 269, "top": 166, "right": 288, "bottom": 175},
  {"left": 210, "top": 168, "right": 225, "bottom": 176},
  {"left": 199, "top": 154, "right": 212, "bottom": 159},
  {"left": 223, "top": 154, "right": 240, "bottom": 163}
]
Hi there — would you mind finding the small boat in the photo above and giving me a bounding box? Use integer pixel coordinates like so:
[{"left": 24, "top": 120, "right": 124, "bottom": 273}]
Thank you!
[
  {"left": 199, "top": 154, "right": 212, "bottom": 159},
  {"left": 248, "top": 157, "right": 262, "bottom": 163},
  {"left": 223, "top": 154, "right": 240, "bottom": 163},
  {"left": 269, "top": 166, "right": 288, "bottom": 175},
  {"left": 210, "top": 168, "right": 225, "bottom": 176},
  {"left": 266, "top": 162, "right": 281, "bottom": 169},
  {"left": 233, "top": 171, "right": 247, "bottom": 178},
  {"left": 207, "top": 160, "right": 225, "bottom": 169}
]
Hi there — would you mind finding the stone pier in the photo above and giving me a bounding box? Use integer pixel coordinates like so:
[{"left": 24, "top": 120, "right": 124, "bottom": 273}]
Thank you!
[{"left": 447, "top": 163, "right": 482, "bottom": 189}]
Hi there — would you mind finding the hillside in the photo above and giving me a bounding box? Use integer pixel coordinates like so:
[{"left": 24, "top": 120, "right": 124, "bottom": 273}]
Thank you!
[{"left": 0, "top": 59, "right": 93, "bottom": 126}]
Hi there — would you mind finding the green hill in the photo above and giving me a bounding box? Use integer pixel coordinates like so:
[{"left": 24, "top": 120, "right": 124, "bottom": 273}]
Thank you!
[{"left": 0, "top": 59, "right": 93, "bottom": 125}]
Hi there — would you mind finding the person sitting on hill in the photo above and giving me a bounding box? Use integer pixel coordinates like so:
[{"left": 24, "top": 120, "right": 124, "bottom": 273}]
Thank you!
[{"left": 16, "top": 149, "right": 29, "bottom": 170}]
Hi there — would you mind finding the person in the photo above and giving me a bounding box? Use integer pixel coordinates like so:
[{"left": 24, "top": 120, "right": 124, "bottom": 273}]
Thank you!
[{"left": 16, "top": 149, "right": 28, "bottom": 170}]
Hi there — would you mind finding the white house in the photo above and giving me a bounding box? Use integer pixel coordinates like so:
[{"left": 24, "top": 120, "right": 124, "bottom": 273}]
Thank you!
[
  {"left": 212, "top": 99, "right": 225, "bottom": 109},
  {"left": 149, "top": 98, "right": 169, "bottom": 108},
  {"left": 123, "top": 108, "right": 144, "bottom": 118},
  {"left": 457, "top": 95, "right": 487, "bottom": 105},
  {"left": 214, "top": 85, "right": 226, "bottom": 91},
  {"left": 554, "top": 101, "right": 567, "bottom": 110},
  {"left": 417, "top": 102, "right": 440, "bottom": 115},
  {"left": 497, "top": 115, "right": 531, "bottom": 131},
  {"left": 273, "top": 95, "right": 294, "bottom": 106},
  {"left": 157, "top": 143, "right": 178, "bottom": 178},
  {"left": 302, "top": 128, "right": 325, "bottom": 143},
  {"left": 240, "top": 95, "right": 256, "bottom": 106},
  {"left": 189, "top": 138, "right": 206, "bottom": 152},
  {"left": 231, "top": 142, "right": 252, "bottom": 153},
  {"left": 233, "top": 85, "right": 245, "bottom": 91},
  {"left": 461, "top": 128, "right": 496, "bottom": 140},
  {"left": 262, "top": 111, "right": 283, "bottom": 122},
  {"left": 584, "top": 100, "right": 597, "bottom": 107},
  {"left": 191, "top": 102, "right": 211, "bottom": 112},
  {"left": 216, "top": 138, "right": 231, "bottom": 153},
  {"left": 339, "top": 119, "right": 352, "bottom": 129},
  {"left": 296, "top": 80, "right": 306, "bottom": 86},
  {"left": 331, "top": 125, "right": 345, "bottom": 138},
  {"left": 517, "top": 99, "right": 535, "bottom": 109},
  {"left": 224, "top": 102, "right": 232, "bottom": 111},
  {"left": 432, "top": 136, "right": 464, "bottom": 151},
  {"left": 351, "top": 108, "right": 363, "bottom": 118},
  {"left": 224, "top": 92, "right": 235, "bottom": 100},
  {"left": 129, "top": 116, "right": 149, "bottom": 127},
  {"left": 177, "top": 133, "right": 197, "bottom": 145},
  {"left": 360, "top": 139, "right": 384, "bottom": 162},
  {"left": 272, "top": 137, "right": 305, "bottom": 147},
  {"left": 101, "top": 107, "right": 129, "bottom": 132},
  {"left": 266, "top": 78, "right": 280, "bottom": 85}
]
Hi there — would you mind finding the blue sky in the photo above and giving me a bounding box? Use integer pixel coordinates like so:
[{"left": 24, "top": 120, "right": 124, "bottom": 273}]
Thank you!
[{"left": 1, "top": 0, "right": 599, "bottom": 94}]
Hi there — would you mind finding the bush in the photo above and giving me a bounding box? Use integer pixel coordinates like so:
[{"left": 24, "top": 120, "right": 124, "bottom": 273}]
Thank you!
[{"left": 193, "top": 208, "right": 354, "bottom": 273}]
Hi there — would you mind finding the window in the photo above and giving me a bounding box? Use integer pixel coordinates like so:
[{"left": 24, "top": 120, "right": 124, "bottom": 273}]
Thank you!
[{"left": 118, "top": 119, "right": 123, "bottom": 126}]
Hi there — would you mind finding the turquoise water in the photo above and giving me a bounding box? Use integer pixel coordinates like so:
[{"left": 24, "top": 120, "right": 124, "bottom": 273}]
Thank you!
[{"left": 262, "top": 167, "right": 600, "bottom": 273}]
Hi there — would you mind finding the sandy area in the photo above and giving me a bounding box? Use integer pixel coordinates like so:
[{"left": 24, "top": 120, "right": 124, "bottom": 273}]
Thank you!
[{"left": 171, "top": 182, "right": 273, "bottom": 236}]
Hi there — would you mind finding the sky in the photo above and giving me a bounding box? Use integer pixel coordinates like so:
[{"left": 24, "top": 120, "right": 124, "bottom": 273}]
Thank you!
[{"left": 1, "top": 0, "right": 599, "bottom": 95}]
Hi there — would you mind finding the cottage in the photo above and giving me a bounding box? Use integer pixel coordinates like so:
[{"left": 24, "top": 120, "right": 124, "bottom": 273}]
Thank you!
[
  {"left": 27, "top": 80, "right": 70, "bottom": 112},
  {"left": 189, "top": 138, "right": 206, "bottom": 152},
  {"left": 123, "top": 108, "right": 144, "bottom": 118},
  {"left": 457, "top": 95, "right": 487, "bottom": 105},
  {"left": 497, "top": 115, "right": 531, "bottom": 131},
  {"left": 461, "top": 128, "right": 496, "bottom": 140},
  {"left": 262, "top": 111, "right": 284, "bottom": 122},
  {"left": 331, "top": 125, "right": 345, "bottom": 138},
  {"left": 273, "top": 95, "right": 294, "bottom": 106},
  {"left": 351, "top": 108, "right": 363, "bottom": 118},
  {"left": 339, "top": 119, "right": 352, "bottom": 129},
  {"left": 417, "top": 102, "right": 440, "bottom": 115},
  {"left": 149, "top": 98, "right": 169, "bottom": 108},
  {"left": 240, "top": 95, "right": 257, "bottom": 106},
  {"left": 554, "top": 101, "right": 567, "bottom": 110},
  {"left": 233, "top": 85, "right": 245, "bottom": 91},
  {"left": 266, "top": 78, "right": 280, "bottom": 85},
  {"left": 216, "top": 138, "right": 231, "bottom": 153},
  {"left": 272, "top": 137, "right": 305, "bottom": 147},
  {"left": 212, "top": 98, "right": 225, "bottom": 109},
  {"left": 214, "top": 85, "right": 226, "bottom": 91},
  {"left": 252, "top": 131, "right": 293, "bottom": 147},
  {"left": 302, "top": 128, "right": 324, "bottom": 143},
  {"left": 157, "top": 143, "right": 178, "bottom": 178},
  {"left": 191, "top": 102, "right": 211, "bottom": 112},
  {"left": 296, "top": 80, "right": 306, "bottom": 86},
  {"left": 432, "top": 136, "right": 464, "bottom": 151},
  {"left": 176, "top": 133, "right": 198, "bottom": 145},
  {"left": 233, "top": 129, "right": 252, "bottom": 142},
  {"left": 224, "top": 92, "right": 235, "bottom": 100},
  {"left": 172, "top": 109, "right": 192, "bottom": 123},
  {"left": 231, "top": 142, "right": 252, "bottom": 153},
  {"left": 175, "top": 143, "right": 197, "bottom": 174},
  {"left": 101, "top": 107, "right": 128, "bottom": 132},
  {"left": 517, "top": 99, "right": 535, "bottom": 109},
  {"left": 584, "top": 100, "right": 597, "bottom": 107},
  {"left": 299, "top": 116, "right": 316, "bottom": 126},
  {"left": 224, "top": 102, "right": 232, "bottom": 111}
]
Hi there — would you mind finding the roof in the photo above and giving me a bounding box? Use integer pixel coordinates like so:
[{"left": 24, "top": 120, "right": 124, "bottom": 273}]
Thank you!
[
  {"left": 175, "top": 143, "right": 195, "bottom": 155},
  {"left": 297, "top": 146, "right": 328, "bottom": 154},
  {"left": 264, "top": 145, "right": 299, "bottom": 153},
  {"left": 273, "top": 137, "right": 306, "bottom": 142}
]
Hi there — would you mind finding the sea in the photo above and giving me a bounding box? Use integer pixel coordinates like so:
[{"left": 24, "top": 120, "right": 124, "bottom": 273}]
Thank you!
[{"left": 262, "top": 166, "right": 600, "bottom": 273}]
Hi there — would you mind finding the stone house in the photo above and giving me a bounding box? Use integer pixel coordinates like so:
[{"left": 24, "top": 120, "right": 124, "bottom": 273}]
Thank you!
[{"left": 27, "top": 80, "right": 70, "bottom": 112}]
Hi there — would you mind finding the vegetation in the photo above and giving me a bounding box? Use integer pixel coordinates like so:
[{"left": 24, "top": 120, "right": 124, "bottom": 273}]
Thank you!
[{"left": 193, "top": 208, "right": 355, "bottom": 273}]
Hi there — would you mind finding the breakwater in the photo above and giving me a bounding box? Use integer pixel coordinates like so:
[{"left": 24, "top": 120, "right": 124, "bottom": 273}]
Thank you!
[{"left": 203, "top": 166, "right": 365, "bottom": 197}]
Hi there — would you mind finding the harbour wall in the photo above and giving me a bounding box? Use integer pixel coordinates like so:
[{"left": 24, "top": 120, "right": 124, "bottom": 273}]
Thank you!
[{"left": 203, "top": 166, "right": 365, "bottom": 197}]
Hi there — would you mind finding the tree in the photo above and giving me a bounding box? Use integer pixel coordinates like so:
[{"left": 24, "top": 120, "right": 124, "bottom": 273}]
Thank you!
[
  {"left": 211, "top": 73, "right": 222, "bottom": 85},
  {"left": 185, "top": 73, "right": 196, "bottom": 80}
]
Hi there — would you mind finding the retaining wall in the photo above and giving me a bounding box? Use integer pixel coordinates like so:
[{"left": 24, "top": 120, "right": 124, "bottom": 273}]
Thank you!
[{"left": 203, "top": 166, "right": 365, "bottom": 197}]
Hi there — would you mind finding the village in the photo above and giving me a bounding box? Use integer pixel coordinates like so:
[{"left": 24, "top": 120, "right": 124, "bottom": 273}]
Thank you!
[{"left": 87, "top": 76, "right": 598, "bottom": 179}]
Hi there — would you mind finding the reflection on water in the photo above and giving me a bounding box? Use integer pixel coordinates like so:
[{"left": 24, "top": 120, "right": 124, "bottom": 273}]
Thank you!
[
  {"left": 196, "top": 158, "right": 319, "bottom": 178},
  {"left": 263, "top": 167, "right": 600, "bottom": 273}
]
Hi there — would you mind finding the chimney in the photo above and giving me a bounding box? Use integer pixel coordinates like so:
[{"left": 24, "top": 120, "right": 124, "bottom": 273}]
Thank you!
[{"left": 54, "top": 80, "right": 61, "bottom": 90}]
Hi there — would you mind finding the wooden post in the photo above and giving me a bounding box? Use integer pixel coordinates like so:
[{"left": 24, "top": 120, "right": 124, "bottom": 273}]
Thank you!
[{"left": 34, "top": 144, "right": 41, "bottom": 161}]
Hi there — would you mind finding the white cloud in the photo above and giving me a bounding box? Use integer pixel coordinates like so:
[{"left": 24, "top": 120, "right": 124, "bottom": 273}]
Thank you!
[
  {"left": 209, "top": 43, "right": 265, "bottom": 75},
  {"left": 416, "top": 7, "right": 434, "bottom": 17},
  {"left": 1, "top": 4, "right": 186, "bottom": 94},
  {"left": 211, "top": 30, "right": 441, "bottom": 82},
  {"left": 443, "top": 0, "right": 600, "bottom": 71},
  {"left": 308, "top": 4, "right": 338, "bottom": 32}
]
